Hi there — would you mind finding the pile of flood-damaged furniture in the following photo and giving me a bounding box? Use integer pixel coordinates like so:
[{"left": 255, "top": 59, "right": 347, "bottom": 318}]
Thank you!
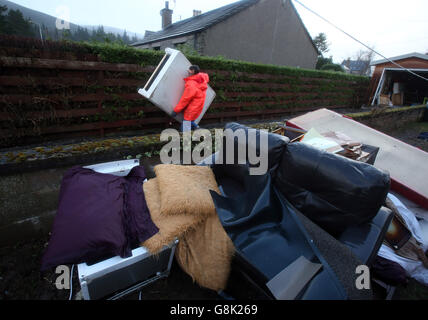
[
  {"left": 40, "top": 122, "right": 394, "bottom": 300},
  {"left": 201, "top": 122, "right": 393, "bottom": 300}
]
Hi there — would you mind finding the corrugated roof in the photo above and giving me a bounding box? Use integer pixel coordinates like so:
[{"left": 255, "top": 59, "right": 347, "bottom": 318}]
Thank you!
[
  {"left": 371, "top": 52, "right": 428, "bottom": 66},
  {"left": 131, "top": 0, "right": 259, "bottom": 46}
]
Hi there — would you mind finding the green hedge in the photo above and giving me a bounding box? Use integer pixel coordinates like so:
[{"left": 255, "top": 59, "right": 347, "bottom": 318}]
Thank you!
[
  {"left": 21, "top": 39, "right": 368, "bottom": 84},
  {"left": 0, "top": 35, "right": 370, "bottom": 83},
  {"left": 80, "top": 42, "right": 369, "bottom": 110}
]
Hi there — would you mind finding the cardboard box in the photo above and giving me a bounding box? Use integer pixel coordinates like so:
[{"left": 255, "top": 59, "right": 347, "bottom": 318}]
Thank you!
[
  {"left": 379, "top": 94, "right": 391, "bottom": 106},
  {"left": 392, "top": 93, "right": 404, "bottom": 106}
]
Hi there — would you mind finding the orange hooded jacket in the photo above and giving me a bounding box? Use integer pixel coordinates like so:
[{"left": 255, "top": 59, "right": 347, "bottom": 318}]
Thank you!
[{"left": 174, "top": 72, "right": 209, "bottom": 121}]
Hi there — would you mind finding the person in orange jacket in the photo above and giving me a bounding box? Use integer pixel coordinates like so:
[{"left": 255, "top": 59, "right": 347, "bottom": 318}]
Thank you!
[{"left": 171, "top": 65, "right": 209, "bottom": 132}]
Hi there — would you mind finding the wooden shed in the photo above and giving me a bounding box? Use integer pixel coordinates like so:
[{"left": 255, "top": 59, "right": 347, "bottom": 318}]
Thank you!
[{"left": 368, "top": 52, "right": 428, "bottom": 106}]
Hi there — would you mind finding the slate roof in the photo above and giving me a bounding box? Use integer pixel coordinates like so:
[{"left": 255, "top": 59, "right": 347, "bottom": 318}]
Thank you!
[
  {"left": 341, "top": 60, "right": 369, "bottom": 73},
  {"left": 131, "top": 0, "right": 259, "bottom": 46}
]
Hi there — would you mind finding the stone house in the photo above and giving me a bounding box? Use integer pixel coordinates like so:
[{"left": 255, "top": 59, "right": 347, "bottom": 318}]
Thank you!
[{"left": 131, "top": 0, "right": 319, "bottom": 69}]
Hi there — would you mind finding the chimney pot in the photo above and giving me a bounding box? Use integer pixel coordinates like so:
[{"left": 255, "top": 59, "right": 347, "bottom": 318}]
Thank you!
[{"left": 160, "top": 1, "right": 173, "bottom": 29}]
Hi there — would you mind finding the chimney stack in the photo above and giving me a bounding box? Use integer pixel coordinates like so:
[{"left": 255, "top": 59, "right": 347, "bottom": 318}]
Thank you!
[
  {"left": 160, "top": 1, "right": 173, "bottom": 29},
  {"left": 193, "top": 10, "right": 202, "bottom": 17},
  {"left": 346, "top": 58, "right": 351, "bottom": 68}
]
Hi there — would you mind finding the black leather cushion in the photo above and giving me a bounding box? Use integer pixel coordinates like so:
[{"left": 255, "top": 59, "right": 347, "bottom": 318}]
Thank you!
[
  {"left": 274, "top": 142, "right": 391, "bottom": 237},
  {"left": 219, "top": 122, "right": 289, "bottom": 175}
]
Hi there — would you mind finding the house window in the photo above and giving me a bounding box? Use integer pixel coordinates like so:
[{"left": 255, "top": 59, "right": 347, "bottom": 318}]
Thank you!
[{"left": 153, "top": 46, "right": 161, "bottom": 51}]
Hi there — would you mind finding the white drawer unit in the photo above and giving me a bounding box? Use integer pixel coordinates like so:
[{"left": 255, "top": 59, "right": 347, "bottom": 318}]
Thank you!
[
  {"left": 138, "top": 47, "right": 216, "bottom": 124},
  {"left": 84, "top": 159, "right": 140, "bottom": 176},
  {"left": 78, "top": 241, "right": 177, "bottom": 300}
]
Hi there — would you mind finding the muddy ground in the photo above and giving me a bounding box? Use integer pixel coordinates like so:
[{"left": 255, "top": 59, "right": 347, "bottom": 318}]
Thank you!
[
  {"left": 382, "top": 121, "right": 428, "bottom": 153},
  {"left": 1, "top": 119, "right": 428, "bottom": 301}
]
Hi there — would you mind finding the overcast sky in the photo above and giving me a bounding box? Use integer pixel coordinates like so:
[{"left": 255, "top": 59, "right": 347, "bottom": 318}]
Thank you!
[{"left": 9, "top": 0, "right": 428, "bottom": 64}]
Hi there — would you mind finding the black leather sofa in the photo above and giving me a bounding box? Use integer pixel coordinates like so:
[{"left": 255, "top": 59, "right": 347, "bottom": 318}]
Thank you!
[{"left": 201, "top": 122, "right": 393, "bottom": 300}]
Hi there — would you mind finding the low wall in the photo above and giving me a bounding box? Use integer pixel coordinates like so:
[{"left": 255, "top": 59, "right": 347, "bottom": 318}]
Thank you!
[{"left": 348, "top": 105, "right": 427, "bottom": 131}]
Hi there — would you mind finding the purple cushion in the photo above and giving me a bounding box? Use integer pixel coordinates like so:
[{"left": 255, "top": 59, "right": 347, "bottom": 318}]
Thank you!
[
  {"left": 41, "top": 165, "right": 158, "bottom": 271},
  {"left": 124, "top": 166, "right": 160, "bottom": 245}
]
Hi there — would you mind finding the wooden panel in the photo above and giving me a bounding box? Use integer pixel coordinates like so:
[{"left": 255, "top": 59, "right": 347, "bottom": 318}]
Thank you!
[
  {"left": 224, "top": 91, "right": 353, "bottom": 99},
  {"left": 0, "top": 56, "right": 154, "bottom": 73},
  {"left": 0, "top": 76, "right": 144, "bottom": 87},
  {"left": 0, "top": 93, "right": 146, "bottom": 104},
  {"left": 0, "top": 46, "right": 100, "bottom": 61},
  {"left": 0, "top": 105, "right": 159, "bottom": 121},
  {"left": 211, "top": 98, "right": 350, "bottom": 109}
]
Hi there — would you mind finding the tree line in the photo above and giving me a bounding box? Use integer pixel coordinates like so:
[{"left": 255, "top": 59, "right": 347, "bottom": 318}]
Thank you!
[
  {"left": 312, "top": 32, "right": 374, "bottom": 75},
  {"left": 0, "top": 6, "right": 141, "bottom": 44}
]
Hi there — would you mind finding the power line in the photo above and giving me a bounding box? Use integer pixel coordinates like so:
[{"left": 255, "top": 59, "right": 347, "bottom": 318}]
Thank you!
[{"left": 293, "top": 0, "right": 428, "bottom": 82}]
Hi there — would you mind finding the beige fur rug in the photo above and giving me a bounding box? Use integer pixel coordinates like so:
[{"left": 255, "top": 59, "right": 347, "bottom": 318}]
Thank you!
[{"left": 142, "top": 165, "right": 235, "bottom": 292}]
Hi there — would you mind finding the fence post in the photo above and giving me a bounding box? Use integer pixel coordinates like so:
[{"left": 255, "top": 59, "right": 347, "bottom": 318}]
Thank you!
[{"left": 97, "top": 70, "right": 105, "bottom": 137}]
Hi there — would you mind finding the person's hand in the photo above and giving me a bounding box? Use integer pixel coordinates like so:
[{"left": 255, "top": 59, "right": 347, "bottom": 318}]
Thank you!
[{"left": 171, "top": 111, "right": 177, "bottom": 117}]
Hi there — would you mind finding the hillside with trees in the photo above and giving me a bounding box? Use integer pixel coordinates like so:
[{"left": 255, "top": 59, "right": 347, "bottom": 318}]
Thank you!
[
  {"left": 0, "top": 5, "right": 35, "bottom": 38},
  {"left": 0, "top": 1, "right": 142, "bottom": 44}
]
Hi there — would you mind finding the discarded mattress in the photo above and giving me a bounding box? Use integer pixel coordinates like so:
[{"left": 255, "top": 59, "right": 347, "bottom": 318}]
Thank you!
[
  {"left": 138, "top": 48, "right": 216, "bottom": 124},
  {"left": 288, "top": 108, "right": 428, "bottom": 209},
  {"left": 41, "top": 164, "right": 159, "bottom": 271},
  {"left": 142, "top": 164, "right": 235, "bottom": 292}
]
